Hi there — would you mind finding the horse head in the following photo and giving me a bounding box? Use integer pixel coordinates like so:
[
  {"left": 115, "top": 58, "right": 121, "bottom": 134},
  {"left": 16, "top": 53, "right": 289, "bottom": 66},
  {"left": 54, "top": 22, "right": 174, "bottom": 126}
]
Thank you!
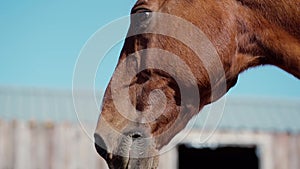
[{"left": 94, "top": 0, "right": 300, "bottom": 168}]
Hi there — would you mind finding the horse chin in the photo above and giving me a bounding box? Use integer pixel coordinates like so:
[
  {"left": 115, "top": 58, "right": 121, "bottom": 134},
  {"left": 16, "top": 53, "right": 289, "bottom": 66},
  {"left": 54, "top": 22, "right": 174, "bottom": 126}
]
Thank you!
[
  {"left": 107, "top": 142, "right": 159, "bottom": 169},
  {"left": 95, "top": 131, "right": 159, "bottom": 169},
  {"left": 109, "top": 155, "right": 159, "bottom": 169},
  {"left": 109, "top": 134, "right": 159, "bottom": 169}
]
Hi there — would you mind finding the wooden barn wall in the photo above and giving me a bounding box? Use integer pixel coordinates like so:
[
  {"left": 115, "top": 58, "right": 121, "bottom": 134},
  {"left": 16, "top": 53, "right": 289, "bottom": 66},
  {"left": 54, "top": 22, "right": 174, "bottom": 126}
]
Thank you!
[
  {"left": 272, "top": 133, "right": 300, "bottom": 169},
  {"left": 1, "top": 120, "right": 299, "bottom": 169},
  {"left": 0, "top": 120, "right": 109, "bottom": 169},
  {"left": 0, "top": 120, "right": 174, "bottom": 169}
]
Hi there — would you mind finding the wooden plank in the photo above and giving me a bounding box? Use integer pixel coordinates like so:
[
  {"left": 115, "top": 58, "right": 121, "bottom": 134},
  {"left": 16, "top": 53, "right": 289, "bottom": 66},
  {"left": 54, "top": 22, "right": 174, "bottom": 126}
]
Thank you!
[
  {"left": 29, "top": 121, "right": 39, "bottom": 169},
  {"left": 77, "top": 127, "right": 94, "bottom": 169},
  {"left": 68, "top": 124, "right": 80, "bottom": 169},
  {"left": 0, "top": 120, "right": 5, "bottom": 169},
  {"left": 0, "top": 120, "right": 15, "bottom": 169},
  {"left": 53, "top": 122, "right": 80, "bottom": 169},
  {"left": 77, "top": 130, "right": 88, "bottom": 169},
  {"left": 26, "top": 121, "right": 54, "bottom": 169},
  {"left": 14, "top": 121, "right": 31, "bottom": 169},
  {"left": 68, "top": 123, "right": 80, "bottom": 169},
  {"left": 273, "top": 133, "right": 289, "bottom": 169},
  {"left": 297, "top": 135, "right": 300, "bottom": 169},
  {"left": 288, "top": 135, "right": 299, "bottom": 169},
  {"left": 53, "top": 123, "right": 71, "bottom": 169},
  {"left": 0, "top": 120, "right": 3, "bottom": 169},
  {"left": 259, "top": 133, "right": 273, "bottom": 169},
  {"left": 36, "top": 122, "right": 49, "bottom": 169},
  {"left": 44, "top": 122, "right": 55, "bottom": 169},
  {"left": 52, "top": 122, "right": 65, "bottom": 169}
]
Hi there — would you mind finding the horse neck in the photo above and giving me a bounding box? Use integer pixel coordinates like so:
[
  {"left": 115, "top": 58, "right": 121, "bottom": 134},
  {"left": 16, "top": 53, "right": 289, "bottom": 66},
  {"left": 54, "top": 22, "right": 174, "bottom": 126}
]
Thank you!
[
  {"left": 235, "top": 2, "right": 300, "bottom": 79},
  {"left": 261, "top": 27, "right": 300, "bottom": 79}
]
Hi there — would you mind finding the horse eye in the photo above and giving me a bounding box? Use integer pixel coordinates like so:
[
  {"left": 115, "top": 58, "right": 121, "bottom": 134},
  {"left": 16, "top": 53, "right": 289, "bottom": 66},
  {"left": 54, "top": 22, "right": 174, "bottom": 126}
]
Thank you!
[
  {"left": 132, "top": 8, "right": 152, "bottom": 21},
  {"left": 130, "top": 8, "right": 152, "bottom": 31},
  {"left": 140, "top": 11, "right": 151, "bottom": 21}
]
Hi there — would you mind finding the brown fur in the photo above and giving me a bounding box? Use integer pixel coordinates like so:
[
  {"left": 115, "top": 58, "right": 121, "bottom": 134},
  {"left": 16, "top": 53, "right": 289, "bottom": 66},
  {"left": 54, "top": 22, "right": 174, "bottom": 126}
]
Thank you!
[{"left": 95, "top": 0, "right": 300, "bottom": 168}]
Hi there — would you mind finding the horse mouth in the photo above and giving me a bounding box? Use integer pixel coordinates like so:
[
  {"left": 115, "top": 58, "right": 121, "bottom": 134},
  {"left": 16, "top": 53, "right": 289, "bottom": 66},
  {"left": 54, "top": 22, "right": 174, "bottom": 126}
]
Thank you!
[
  {"left": 95, "top": 131, "right": 159, "bottom": 169},
  {"left": 117, "top": 132, "right": 158, "bottom": 169}
]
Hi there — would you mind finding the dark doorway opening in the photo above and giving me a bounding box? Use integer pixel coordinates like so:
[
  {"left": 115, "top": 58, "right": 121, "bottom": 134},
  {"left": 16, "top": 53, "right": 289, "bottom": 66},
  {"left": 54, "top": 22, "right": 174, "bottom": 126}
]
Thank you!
[{"left": 178, "top": 144, "right": 259, "bottom": 169}]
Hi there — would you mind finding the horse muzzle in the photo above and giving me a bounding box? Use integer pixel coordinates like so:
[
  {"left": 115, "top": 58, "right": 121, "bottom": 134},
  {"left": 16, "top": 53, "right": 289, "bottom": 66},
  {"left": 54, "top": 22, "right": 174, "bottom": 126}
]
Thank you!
[{"left": 94, "top": 129, "right": 159, "bottom": 169}]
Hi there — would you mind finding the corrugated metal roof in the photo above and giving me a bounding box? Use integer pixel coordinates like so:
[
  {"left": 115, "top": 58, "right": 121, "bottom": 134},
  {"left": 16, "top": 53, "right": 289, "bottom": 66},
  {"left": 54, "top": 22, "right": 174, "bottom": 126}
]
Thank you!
[
  {"left": 0, "top": 87, "right": 103, "bottom": 123},
  {"left": 194, "top": 96, "right": 300, "bottom": 134},
  {"left": 0, "top": 87, "right": 299, "bottom": 133}
]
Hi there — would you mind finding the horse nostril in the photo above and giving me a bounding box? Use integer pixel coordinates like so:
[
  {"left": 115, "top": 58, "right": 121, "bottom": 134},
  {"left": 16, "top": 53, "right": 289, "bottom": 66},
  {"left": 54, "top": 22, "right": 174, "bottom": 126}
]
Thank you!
[
  {"left": 130, "top": 132, "right": 143, "bottom": 140},
  {"left": 94, "top": 133, "right": 108, "bottom": 160}
]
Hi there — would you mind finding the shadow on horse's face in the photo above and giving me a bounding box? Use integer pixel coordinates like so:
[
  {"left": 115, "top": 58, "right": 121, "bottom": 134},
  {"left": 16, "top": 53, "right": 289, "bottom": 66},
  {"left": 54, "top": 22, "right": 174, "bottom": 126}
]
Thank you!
[{"left": 95, "top": 0, "right": 300, "bottom": 168}]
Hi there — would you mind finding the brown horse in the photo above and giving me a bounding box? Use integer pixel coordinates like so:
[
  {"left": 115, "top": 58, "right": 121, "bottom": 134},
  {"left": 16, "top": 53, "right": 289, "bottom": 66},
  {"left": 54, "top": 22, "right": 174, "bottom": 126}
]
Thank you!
[{"left": 95, "top": 0, "right": 300, "bottom": 168}]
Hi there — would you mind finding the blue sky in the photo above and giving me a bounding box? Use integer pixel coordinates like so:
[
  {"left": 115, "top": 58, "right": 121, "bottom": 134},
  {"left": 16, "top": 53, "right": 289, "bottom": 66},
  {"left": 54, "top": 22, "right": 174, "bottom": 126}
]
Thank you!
[{"left": 0, "top": 1, "right": 299, "bottom": 99}]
